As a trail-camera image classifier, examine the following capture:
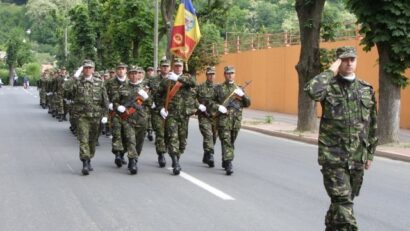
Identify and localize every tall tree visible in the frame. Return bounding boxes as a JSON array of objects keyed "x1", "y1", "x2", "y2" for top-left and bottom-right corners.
[
  {"x1": 295, "y1": 0, "x2": 326, "y2": 132},
  {"x1": 346, "y1": 0, "x2": 410, "y2": 144},
  {"x1": 6, "y1": 30, "x2": 32, "y2": 85}
]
